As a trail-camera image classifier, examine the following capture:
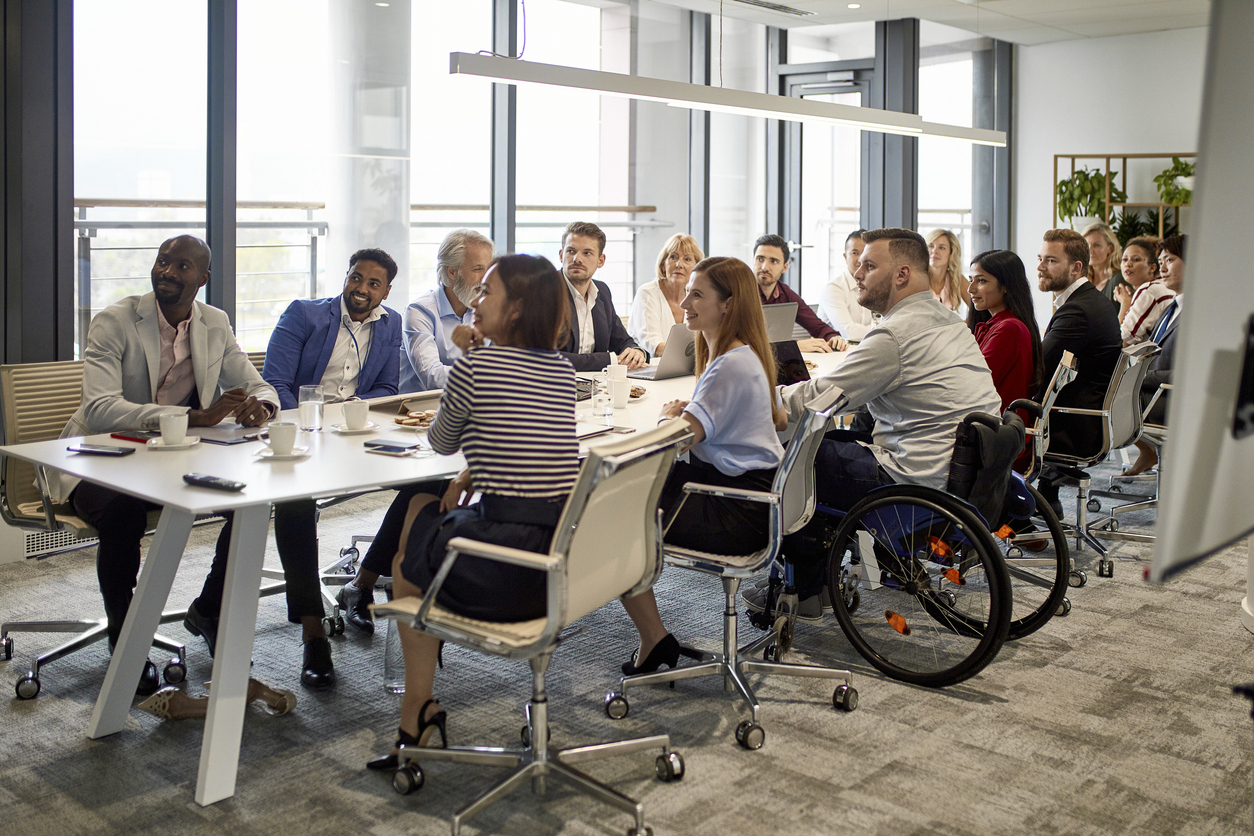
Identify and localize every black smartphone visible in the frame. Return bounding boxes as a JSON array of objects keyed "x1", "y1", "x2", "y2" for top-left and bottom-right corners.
[
  {"x1": 364, "y1": 438, "x2": 422, "y2": 451},
  {"x1": 183, "y1": 473, "x2": 246, "y2": 492},
  {"x1": 365, "y1": 445, "x2": 415, "y2": 457},
  {"x1": 67, "y1": 444, "x2": 136, "y2": 457}
]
